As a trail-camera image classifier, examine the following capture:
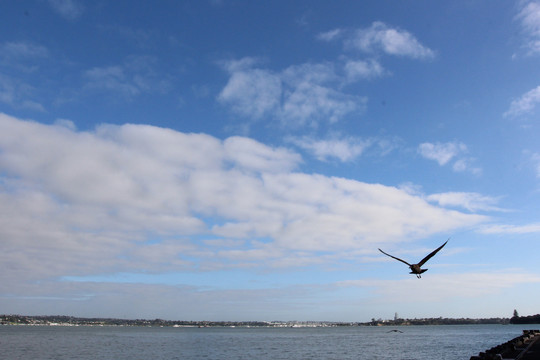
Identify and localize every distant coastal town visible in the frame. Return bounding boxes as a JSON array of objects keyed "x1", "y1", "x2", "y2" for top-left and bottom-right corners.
[{"x1": 3, "y1": 314, "x2": 536, "y2": 327}]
